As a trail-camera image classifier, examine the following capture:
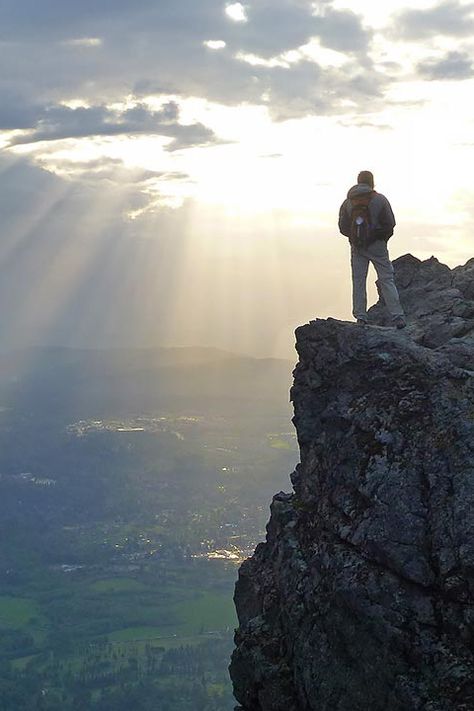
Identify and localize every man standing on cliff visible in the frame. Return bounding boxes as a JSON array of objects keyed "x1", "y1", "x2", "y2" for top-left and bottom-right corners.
[{"x1": 338, "y1": 170, "x2": 406, "y2": 329}]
